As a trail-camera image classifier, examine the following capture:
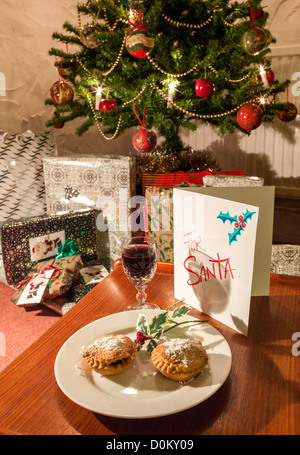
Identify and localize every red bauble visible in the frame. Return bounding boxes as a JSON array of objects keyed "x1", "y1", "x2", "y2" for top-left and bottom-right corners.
[
  {"x1": 237, "y1": 103, "x2": 264, "y2": 131},
  {"x1": 98, "y1": 99, "x2": 117, "y2": 111},
  {"x1": 126, "y1": 28, "x2": 155, "y2": 59},
  {"x1": 277, "y1": 102, "x2": 298, "y2": 122},
  {"x1": 195, "y1": 79, "x2": 215, "y2": 98},
  {"x1": 132, "y1": 127, "x2": 157, "y2": 152},
  {"x1": 249, "y1": 9, "x2": 265, "y2": 20},
  {"x1": 52, "y1": 116, "x2": 64, "y2": 129},
  {"x1": 50, "y1": 80, "x2": 74, "y2": 105}
]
